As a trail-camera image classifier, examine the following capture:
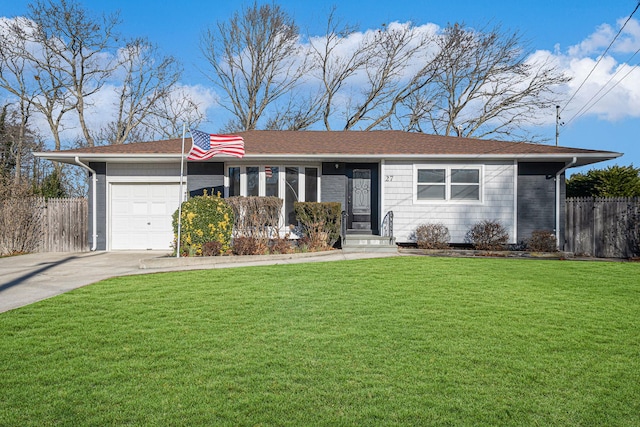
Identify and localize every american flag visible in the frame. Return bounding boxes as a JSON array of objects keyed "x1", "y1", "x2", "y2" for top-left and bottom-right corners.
[
  {"x1": 265, "y1": 166, "x2": 273, "y2": 178},
  {"x1": 187, "y1": 129, "x2": 245, "y2": 160}
]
